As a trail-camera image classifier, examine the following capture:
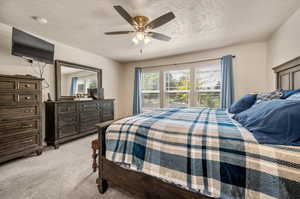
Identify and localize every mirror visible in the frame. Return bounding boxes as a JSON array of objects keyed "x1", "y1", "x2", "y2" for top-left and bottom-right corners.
[
  {"x1": 60, "y1": 66, "x2": 97, "y2": 96},
  {"x1": 55, "y1": 60, "x2": 102, "y2": 100}
]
